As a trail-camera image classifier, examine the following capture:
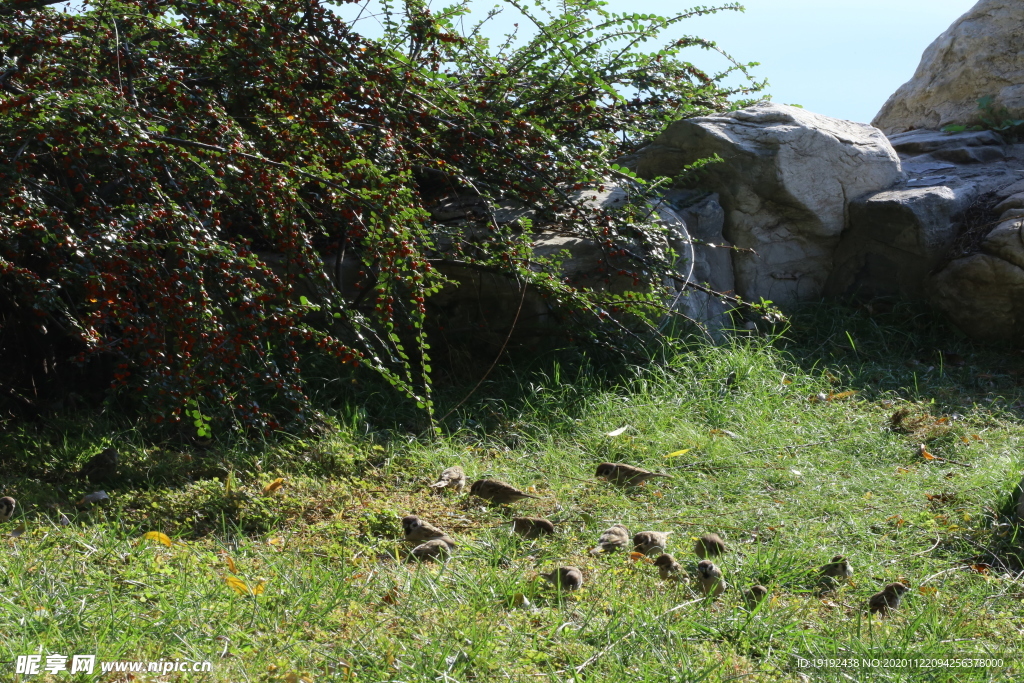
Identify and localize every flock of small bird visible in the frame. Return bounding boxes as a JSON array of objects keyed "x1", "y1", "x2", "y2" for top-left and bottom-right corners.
[
  {"x1": 0, "y1": 452, "x2": 910, "y2": 615},
  {"x1": 409, "y1": 462, "x2": 911, "y2": 615}
]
